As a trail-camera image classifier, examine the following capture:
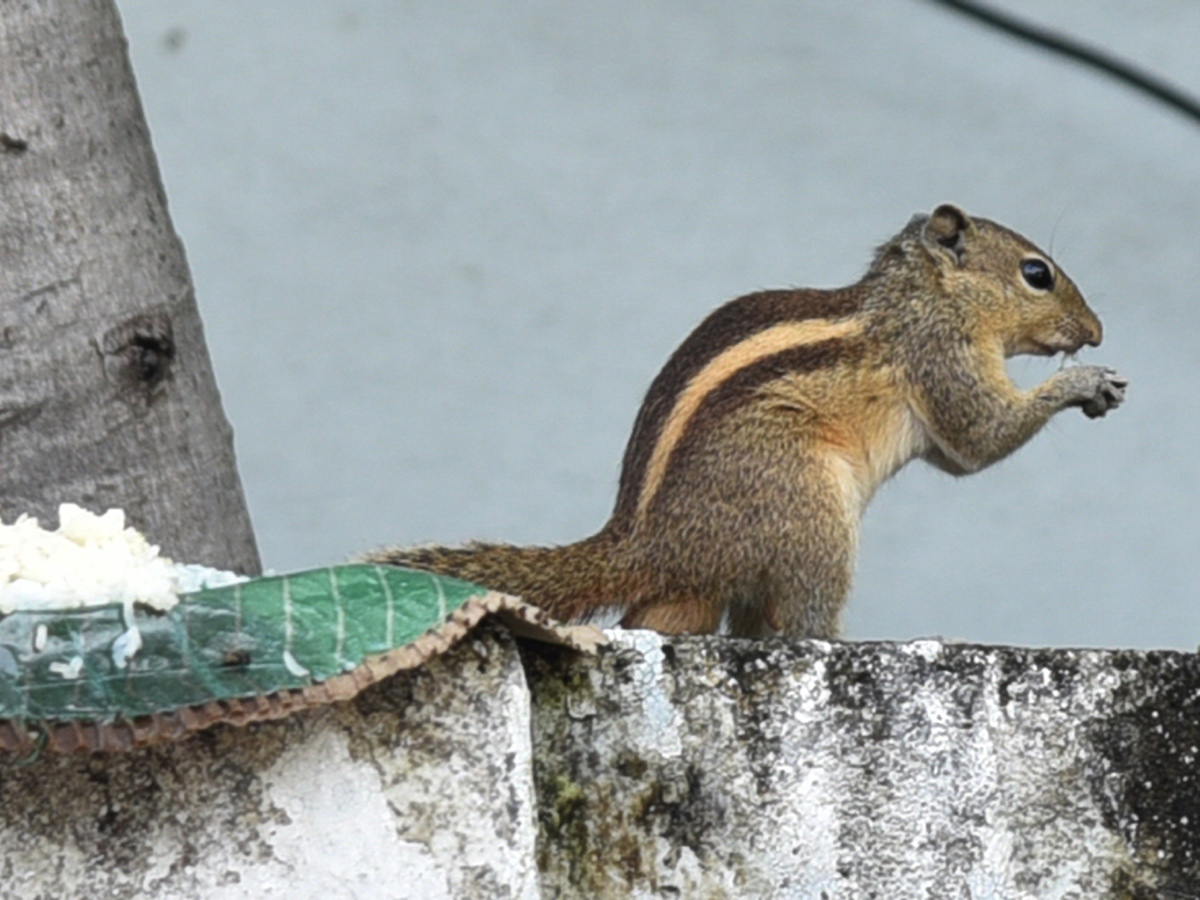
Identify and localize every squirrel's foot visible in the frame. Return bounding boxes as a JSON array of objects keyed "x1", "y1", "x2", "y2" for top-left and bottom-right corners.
[
  {"x1": 1082, "y1": 367, "x2": 1128, "y2": 418},
  {"x1": 1058, "y1": 365, "x2": 1128, "y2": 419}
]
